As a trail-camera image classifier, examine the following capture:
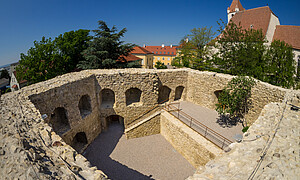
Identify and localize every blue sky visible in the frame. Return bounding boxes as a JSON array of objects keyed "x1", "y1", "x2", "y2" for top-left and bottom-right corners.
[{"x1": 0, "y1": 0, "x2": 299, "y2": 66}]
